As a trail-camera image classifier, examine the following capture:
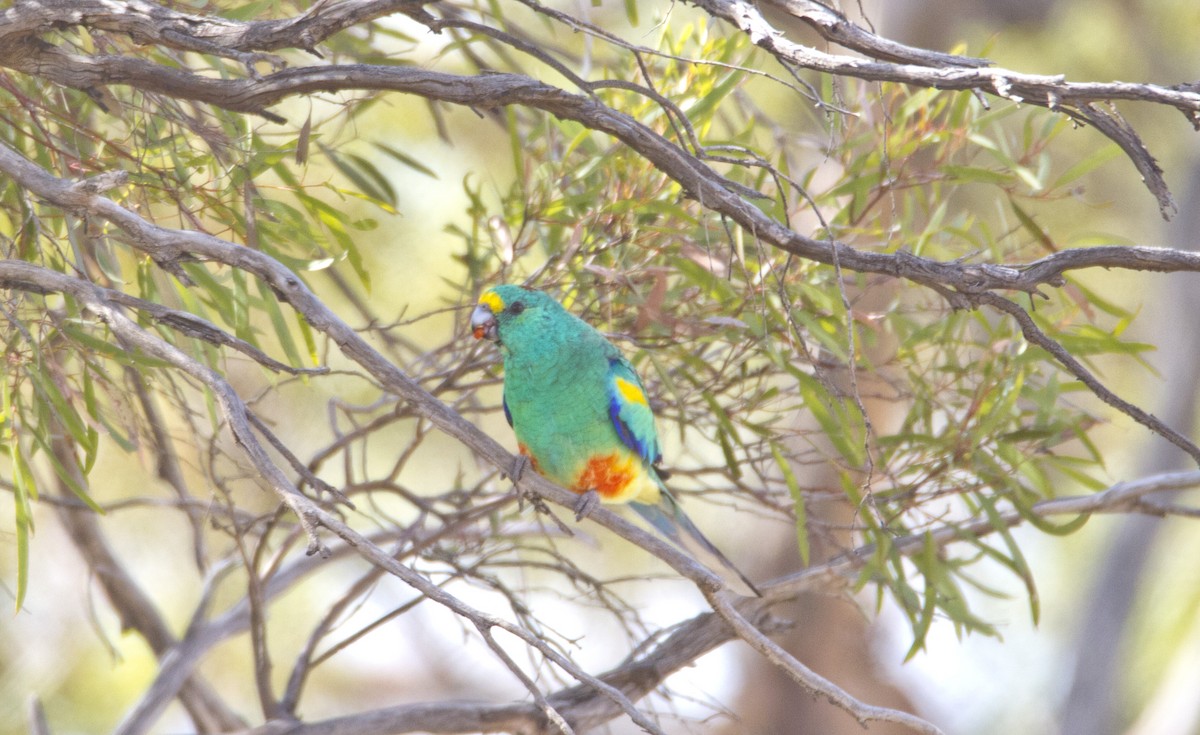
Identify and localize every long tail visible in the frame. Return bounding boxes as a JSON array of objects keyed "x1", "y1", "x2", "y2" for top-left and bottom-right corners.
[{"x1": 630, "y1": 489, "x2": 761, "y2": 597}]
